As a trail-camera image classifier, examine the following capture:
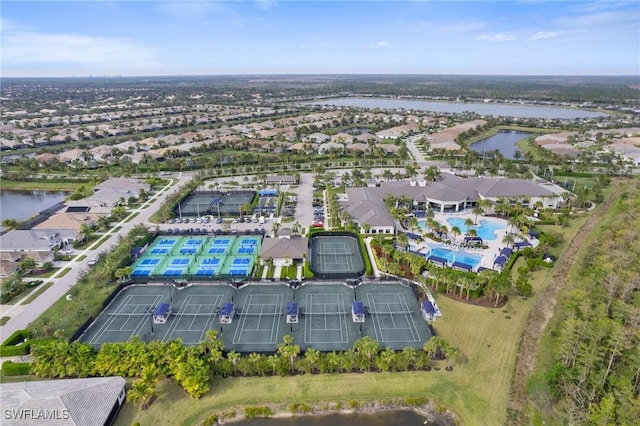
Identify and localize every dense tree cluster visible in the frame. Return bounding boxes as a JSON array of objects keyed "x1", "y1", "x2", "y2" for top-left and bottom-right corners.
[{"x1": 533, "y1": 184, "x2": 640, "y2": 424}]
